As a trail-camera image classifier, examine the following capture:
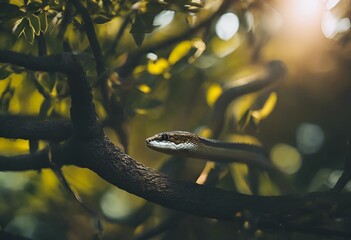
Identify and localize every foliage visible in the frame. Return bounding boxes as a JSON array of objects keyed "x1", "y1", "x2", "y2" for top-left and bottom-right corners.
[{"x1": 0, "y1": 0, "x2": 351, "y2": 239}]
